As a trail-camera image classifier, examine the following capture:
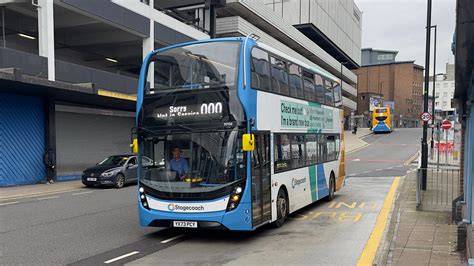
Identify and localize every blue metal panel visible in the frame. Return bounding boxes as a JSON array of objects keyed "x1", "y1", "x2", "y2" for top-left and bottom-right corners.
[
  {"x1": 317, "y1": 164, "x2": 329, "y2": 199},
  {"x1": 467, "y1": 104, "x2": 474, "y2": 223},
  {"x1": 373, "y1": 121, "x2": 390, "y2": 133},
  {"x1": 0, "y1": 94, "x2": 45, "y2": 186}
]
